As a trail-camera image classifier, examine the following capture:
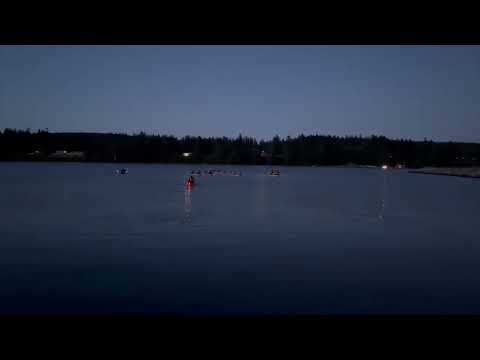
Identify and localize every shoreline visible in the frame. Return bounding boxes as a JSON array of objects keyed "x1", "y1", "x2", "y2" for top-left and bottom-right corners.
[
  {"x1": 409, "y1": 167, "x2": 480, "y2": 179},
  {"x1": 6, "y1": 161, "x2": 480, "y2": 179},
  {"x1": 0, "y1": 160, "x2": 385, "y2": 169}
]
